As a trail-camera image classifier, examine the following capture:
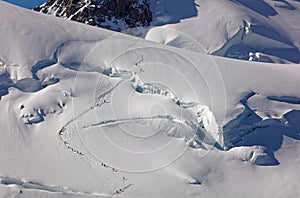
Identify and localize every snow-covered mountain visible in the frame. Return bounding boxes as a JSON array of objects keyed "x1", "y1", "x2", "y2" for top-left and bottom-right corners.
[
  {"x1": 35, "y1": 0, "x2": 300, "y2": 64},
  {"x1": 1, "y1": 1, "x2": 300, "y2": 198}
]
